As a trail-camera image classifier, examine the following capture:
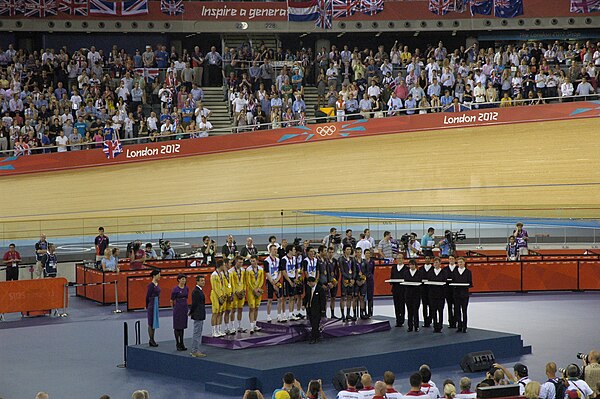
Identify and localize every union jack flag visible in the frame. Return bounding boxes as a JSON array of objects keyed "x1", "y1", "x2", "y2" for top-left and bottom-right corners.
[
  {"x1": 316, "y1": 0, "x2": 332, "y2": 29},
  {"x1": 359, "y1": 0, "x2": 383, "y2": 16},
  {"x1": 331, "y1": 0, "x2": 357, "y2": 18},
  {"x1": 160, "y1": 0, "x2": 183, "y2": 15},
  {"x1": 89, "y1": 0, "x2": 148, "y2": 16},
  {"x1": 570, "y1": 0, "x2": 600, "y2": 12},
  {"x1": 134, "y1": 67, "x2": 160, "y2": 82},
  {"x1": 0, "y1": 0, "x2": 24, "y2": 16},
  {"x1": 428, "y1": 0, "x2": 452, "y2": 15},
  {"x1": 58, "y1": 0, "x2": 87, "y2": 15},
  {"x1": 23, "y1": 0, "x2": 57, "y2": 17},
  {"x1": 103, "y1": 139, "x2": 123, "y2": 159}
]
